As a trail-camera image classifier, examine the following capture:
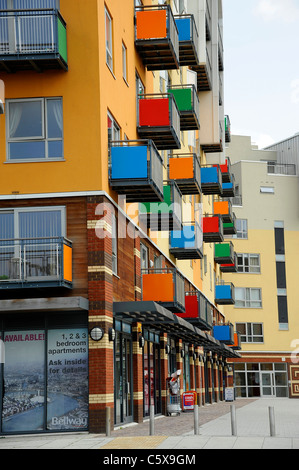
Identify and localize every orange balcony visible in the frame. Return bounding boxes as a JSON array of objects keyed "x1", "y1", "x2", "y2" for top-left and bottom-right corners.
[
  {"x1": 168, "y1": 153, "x2": 201, "y2": 195},
  {"x1": 142, "y1": 267, "x2": 185, "y2": 313},
  {"x1": 135, "y1": 4, "x2": 179, "y2": 71},
  {"x1": 213, "y1": 200, "x2": 234, "y2": 224}
]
